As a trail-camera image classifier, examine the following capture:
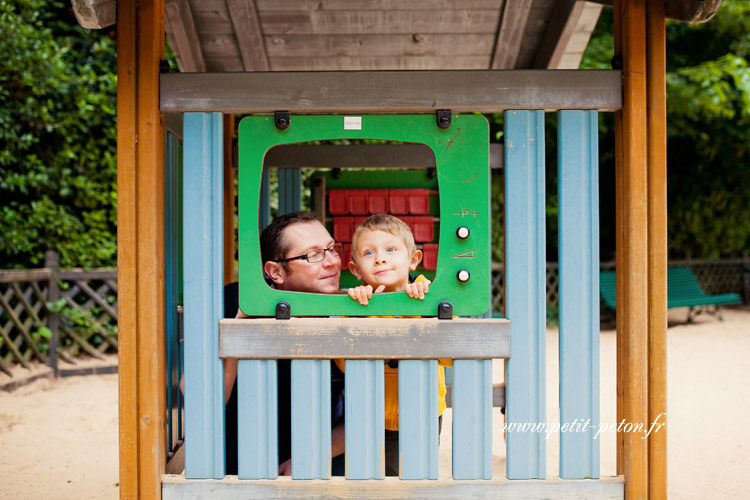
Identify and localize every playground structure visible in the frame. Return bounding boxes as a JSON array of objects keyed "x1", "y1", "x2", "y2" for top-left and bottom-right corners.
[{"x1": 105, "y1": 0, "x2": 724, "y2": 499}]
